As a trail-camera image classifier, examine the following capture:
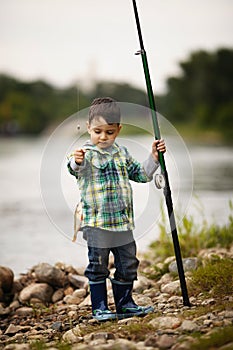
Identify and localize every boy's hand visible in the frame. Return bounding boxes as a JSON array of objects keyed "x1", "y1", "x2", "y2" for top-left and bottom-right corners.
[
  {"x1": 74, "y1": 148, "x2": 86, "y2": 165},
  {"x1": 151, "y1": 139, "x2": 166, "y2": 162}
]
